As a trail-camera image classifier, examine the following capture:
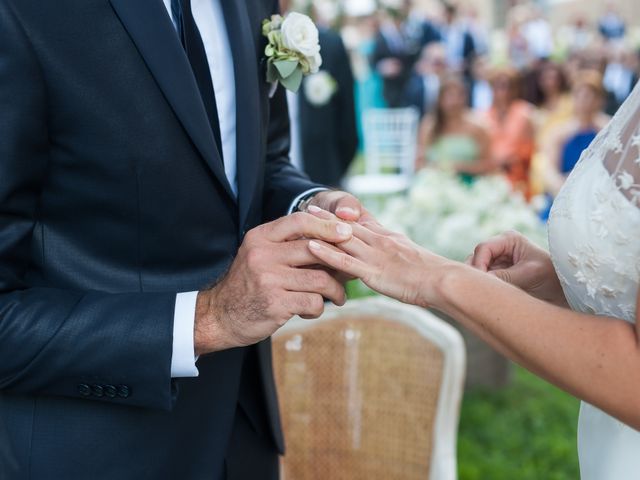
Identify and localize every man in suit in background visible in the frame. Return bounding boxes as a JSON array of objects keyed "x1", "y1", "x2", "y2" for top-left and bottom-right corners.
[
  {"x1": 371, "y1": 0, "x2": 441, "y2": 108},
  {"x1": 0, "y1": 0, "x2": 365, "y2": 479},
  {"x1": 287, "y1": 27, "x2": 359, "y2": 188}
]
